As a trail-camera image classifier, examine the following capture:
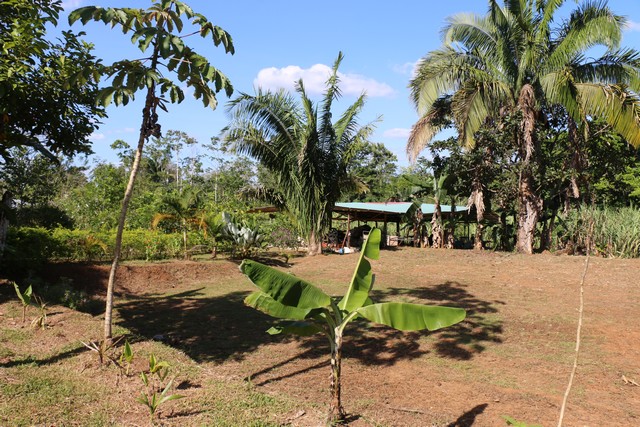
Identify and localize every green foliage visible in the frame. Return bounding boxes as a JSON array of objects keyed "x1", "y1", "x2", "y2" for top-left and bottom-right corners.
[
  {"x1": 137, "y1": 354, "x2": 184, "y2": 420},
  {"x1": 223, "y1": 52, "x2": 376, "y2": 255},
  {"x1": 68, "y1": 0, "x2": 234, "y2": 112},
  {"x1": 503, "y1": 415, "x2": 542, "y2": 427},
  {"x1": 30, "y1": 294, "x2": 48, "y2": 330},
  {"x1": 220, "y1": 212, "x2": 264, "y2": 258},
  {"x1": 119, "y1": 340, "x2": 134, "y2": 376},
  {"x1": 0, "y1": 0, "x2": 105, "y2": 162},
  {"x1": 556, "y1": 205, "x2": 640, "y2": 258},
  {"x1": 241, "y1": 228, "x2": 466, "y2": 422},
  {"x1": 3, "y1": 227, "x2": 210, "y2": 266},
  {"x1": 13, "y1": 281, "x2": 32, "y2": 322}
]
